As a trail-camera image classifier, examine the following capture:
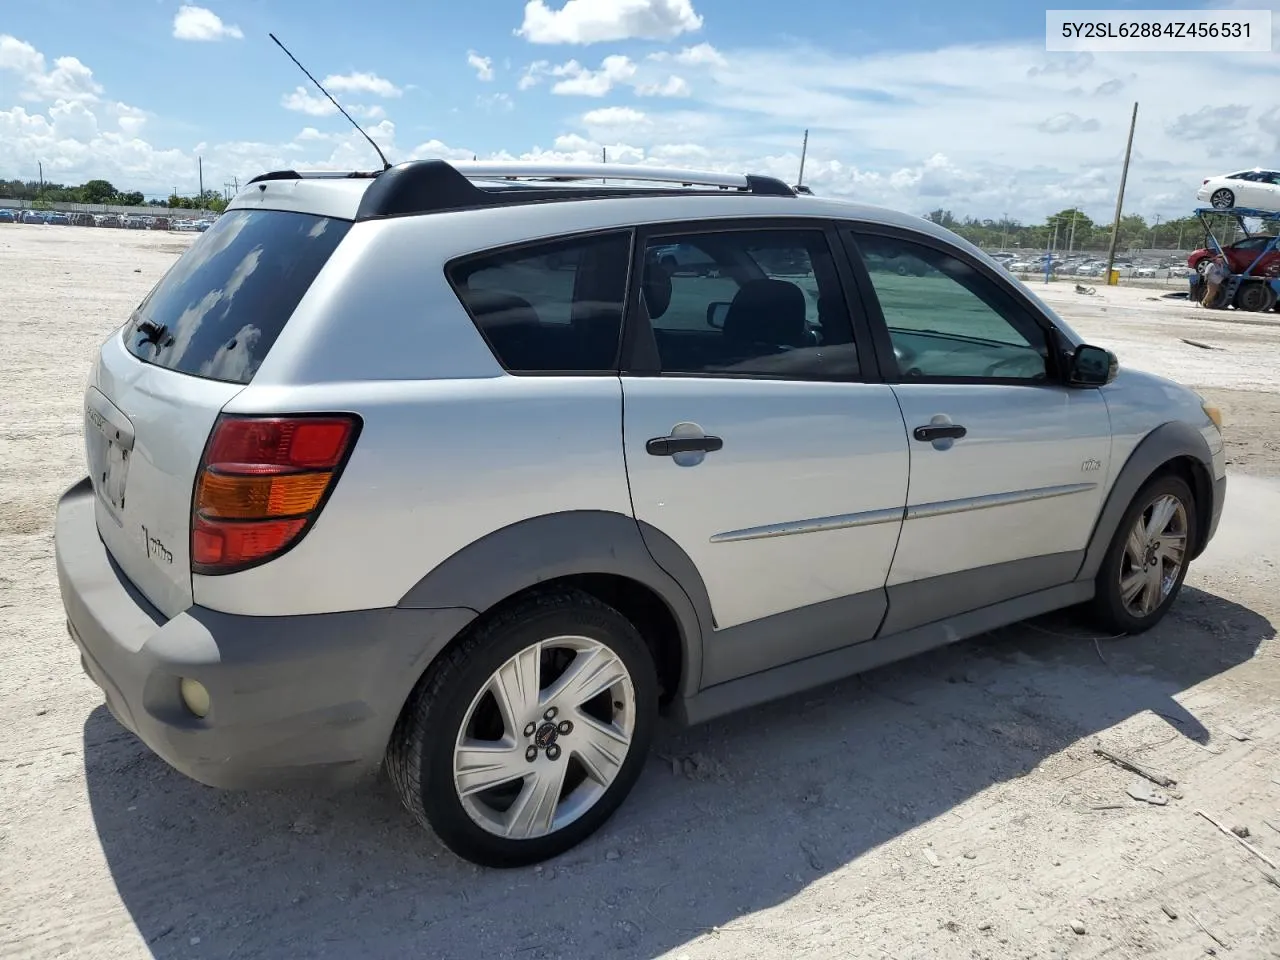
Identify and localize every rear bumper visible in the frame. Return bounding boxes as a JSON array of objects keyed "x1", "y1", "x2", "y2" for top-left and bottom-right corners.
[{"x1": 55, "y1": 478, "x2": 475, "y2": 790}]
